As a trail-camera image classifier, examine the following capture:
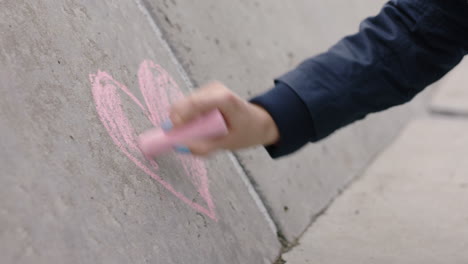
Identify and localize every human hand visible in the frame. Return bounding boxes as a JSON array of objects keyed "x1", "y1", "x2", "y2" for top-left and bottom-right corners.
[{"x1": 169, "y1": 82, "x2": 279, "y2": 155}]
